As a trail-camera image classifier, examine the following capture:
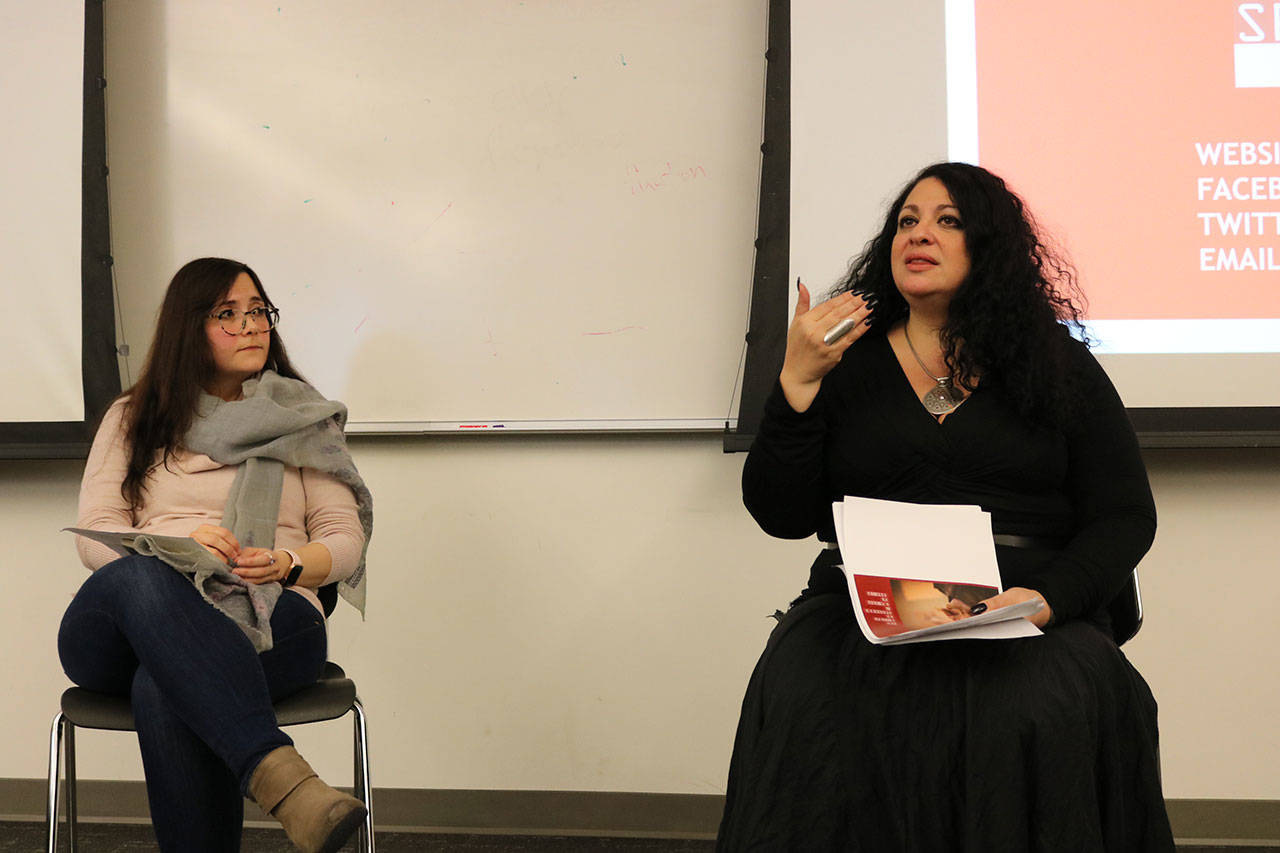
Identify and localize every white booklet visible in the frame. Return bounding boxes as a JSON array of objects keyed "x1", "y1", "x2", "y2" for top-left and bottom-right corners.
[{"x1": 832, "y1": 496, "x2": 1042, "y2": 645}]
